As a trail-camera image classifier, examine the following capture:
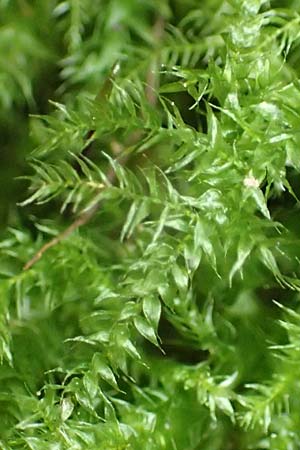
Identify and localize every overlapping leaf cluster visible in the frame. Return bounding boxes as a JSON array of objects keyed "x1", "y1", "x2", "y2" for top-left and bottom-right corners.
[{"x1": 1, "y1": 0, "x2": 300, "y2": 449}]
